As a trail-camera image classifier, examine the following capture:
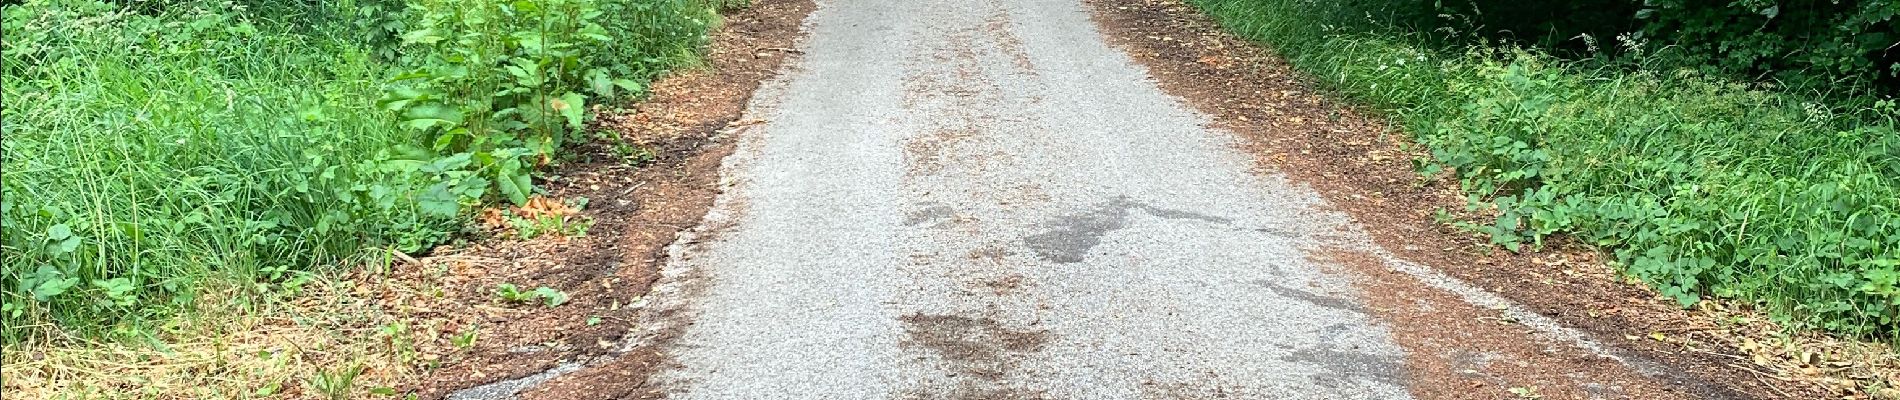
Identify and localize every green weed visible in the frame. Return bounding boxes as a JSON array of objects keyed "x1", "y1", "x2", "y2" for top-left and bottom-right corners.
[
  {"x1": 506, "y1": 197, "x2": 595, "y2": 239},
  {"x1": 306, "y1": 363, "x2": 365, "y2": 400},
  {"x1": 494, "y1": 283, "x2": 568, "y2": 307},
  {"x1": 451, "y1": 325, "x2": 479, "y2": 349},
  {"x1": 508, "y1": 213, "x2": 596, "y2": 240}
]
